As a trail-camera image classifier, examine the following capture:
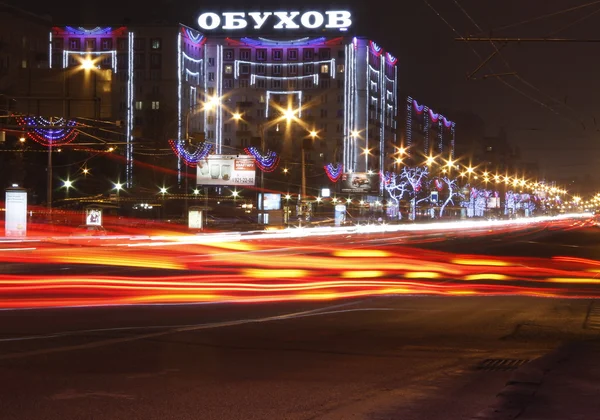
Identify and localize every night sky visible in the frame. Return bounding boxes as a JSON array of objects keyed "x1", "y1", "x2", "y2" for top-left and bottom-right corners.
[{"x1": 17, "y1": 0, "x2": 600, "y2": 182}]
